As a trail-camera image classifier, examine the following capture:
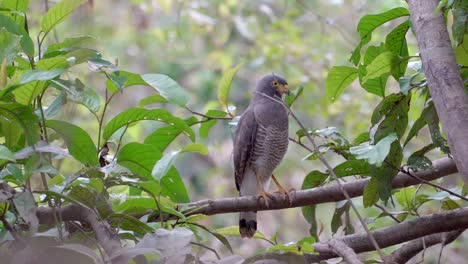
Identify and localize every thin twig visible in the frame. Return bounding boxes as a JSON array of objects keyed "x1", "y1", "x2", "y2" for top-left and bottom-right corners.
[
  {"x1": 184, "y1": 107, "x2": 233, "y2": 120},
  {"x1": 374, "y1": 204, "x2": 402, "y2": 223},
  {"x1": 399, "y1": 166, "x2": 468, "y2": 202},
  {"x1": 253, "y1": 91, "x2": 386, "y2": 261},
  {"x1": 97, "y1": 91, "x2": 117, "y2": 153},
  {"x1": 288, "y1": 137, "x2": 313, "y2": 152}
]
